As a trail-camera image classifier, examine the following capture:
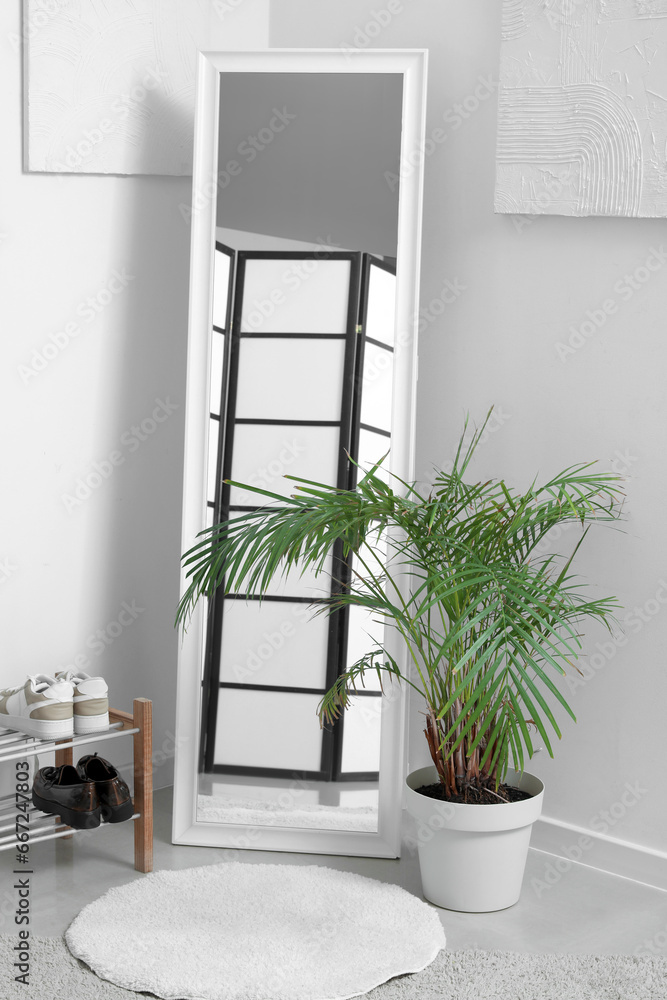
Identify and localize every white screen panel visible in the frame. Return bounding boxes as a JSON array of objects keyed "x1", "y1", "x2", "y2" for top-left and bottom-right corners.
[
  {"x1": 212, "y1": 250, "x2": 232, "y2": 329},
  {"x1": 345, "y1": 606, "x2": 384, "y2": 692},
  {"x1": 366, "y1": 265, "x2": 396, "y2": 347},
  {"x1": 240, "y1": 258, "x2": 351, "y2": 334},
  {"x1": 340, "y1": 695, "x2": 382, "y2": 774},
  {"x1": 229, "y1": 424, "x2": 340, "y2": 506},
  {"x1": 225, "y1": 550, "x2": 331, "y2": 600},
  {"x1": 201, "y1": 508, "x2": 216, "y2": 677},
  {"x1": 213, "y1": 689, "x2": 323, "y2": 770},
  {"x1": 357, "y1": 428, "x2": 391, "y2": 483},
  {"x1": 227, "y1": 552, "x2": 333, "y2": 607},
  {"x1": 262, "y1": 553, "x2": 333, "y2": 599},
  {"x1": 360, "y1": 342, "x2": 393, "y2": 433},
  {"x1": 209, "y1": 332, "x2": 225, "y2": 417},
  {"x1": 207, "y1": 419, "x2": 219, "y2": 503},
  {"x1": 235, "y1": 339, "x2": 345, "y2": 422},
  {"x1": 219, "y1": 599, "x2": 329, "y2": 688}
]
